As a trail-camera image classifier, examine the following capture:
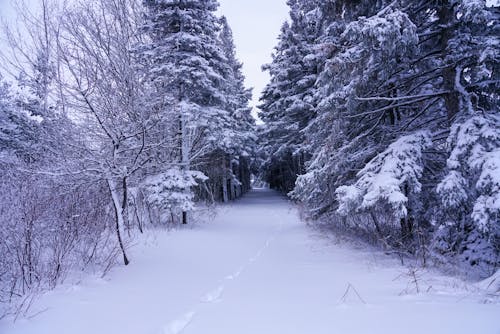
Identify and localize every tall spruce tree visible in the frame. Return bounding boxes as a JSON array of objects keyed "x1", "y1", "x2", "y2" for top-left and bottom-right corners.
[
  {"x1": 259, "y1": 0, "x2": 323, "y2": 192},
  {"x1": 139, "y1": 0, "x2": 233, "y2": 222},
  {"x1": 217, "y1": 16, "x2": 255, "y2": 199},
  {"x1": 433, "y1": 1, "x2": 500, "y2": 269}
]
